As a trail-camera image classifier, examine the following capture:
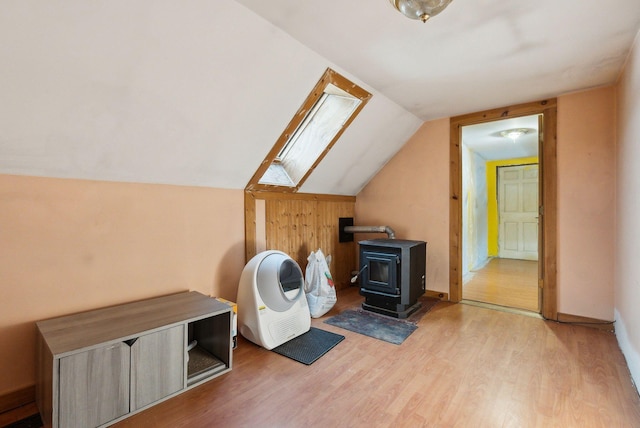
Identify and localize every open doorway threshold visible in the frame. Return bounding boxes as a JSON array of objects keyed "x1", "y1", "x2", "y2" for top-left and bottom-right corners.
[{"x1": 460, "y1": 299, "x2": 543, "y2": 319}]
